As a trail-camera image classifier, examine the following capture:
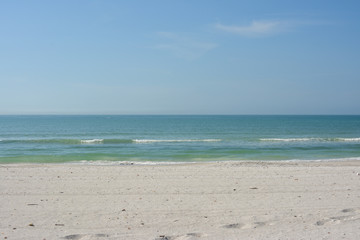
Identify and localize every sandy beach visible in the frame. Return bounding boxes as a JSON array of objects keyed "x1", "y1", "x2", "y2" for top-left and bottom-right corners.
[{"x1": 1, "y1": 161, "x2": 359, "y2": 240}]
